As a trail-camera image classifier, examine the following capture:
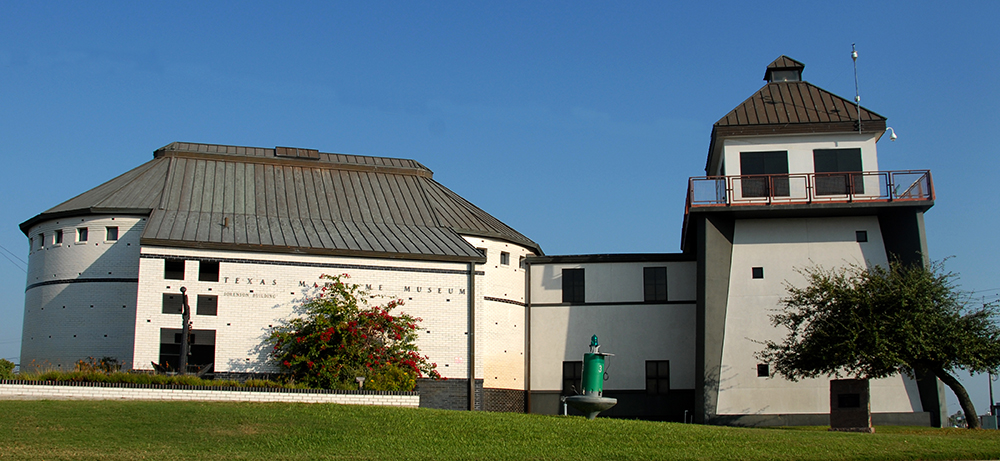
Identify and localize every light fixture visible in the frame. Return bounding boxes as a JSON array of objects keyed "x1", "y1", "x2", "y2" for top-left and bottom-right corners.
[{"x1": 884, "y1": 127, "x2": 897, "y2": 141}]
